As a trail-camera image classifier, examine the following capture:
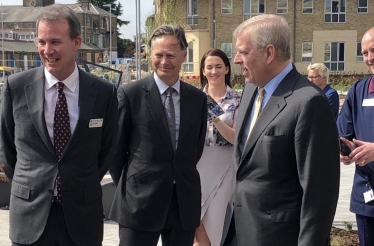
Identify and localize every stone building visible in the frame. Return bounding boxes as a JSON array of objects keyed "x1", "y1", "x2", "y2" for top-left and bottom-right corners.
[
  {"x1": 153, "y1": 0, "x2": 374, "y2": 76},
  {"x1": 0, "y1": 0, "x2": 117, "y2": 73}
]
